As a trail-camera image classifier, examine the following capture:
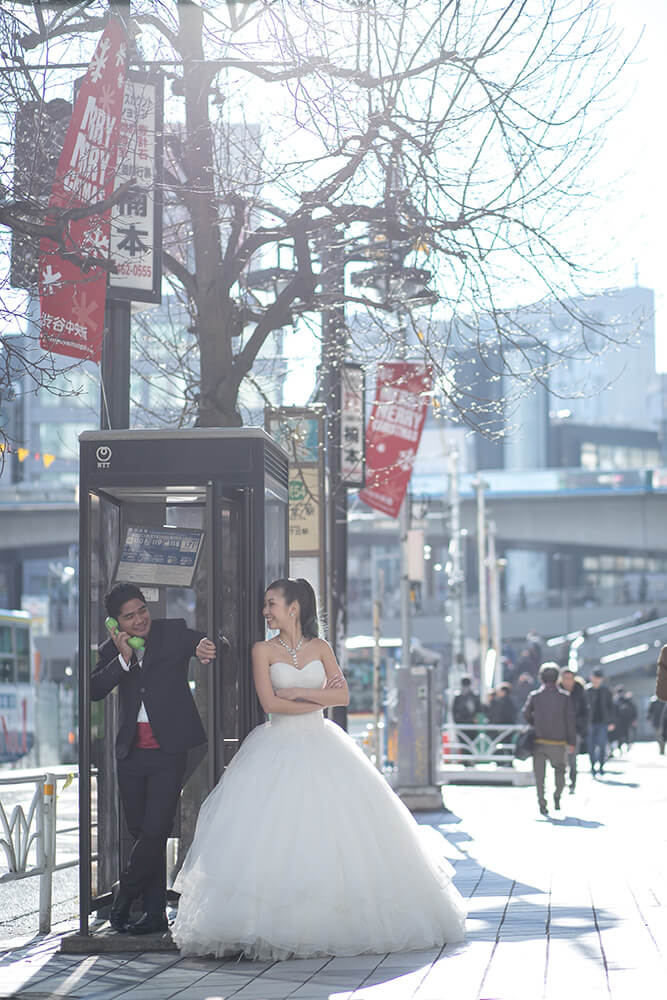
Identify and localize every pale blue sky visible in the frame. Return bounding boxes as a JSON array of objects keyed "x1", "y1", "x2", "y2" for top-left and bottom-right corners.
[
  {"x1": 599, "y1": 0, "x2": 665, "y2": 367},
  {"x1": 281, "y1": 1, "x2": 667, "y2": 405}
]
